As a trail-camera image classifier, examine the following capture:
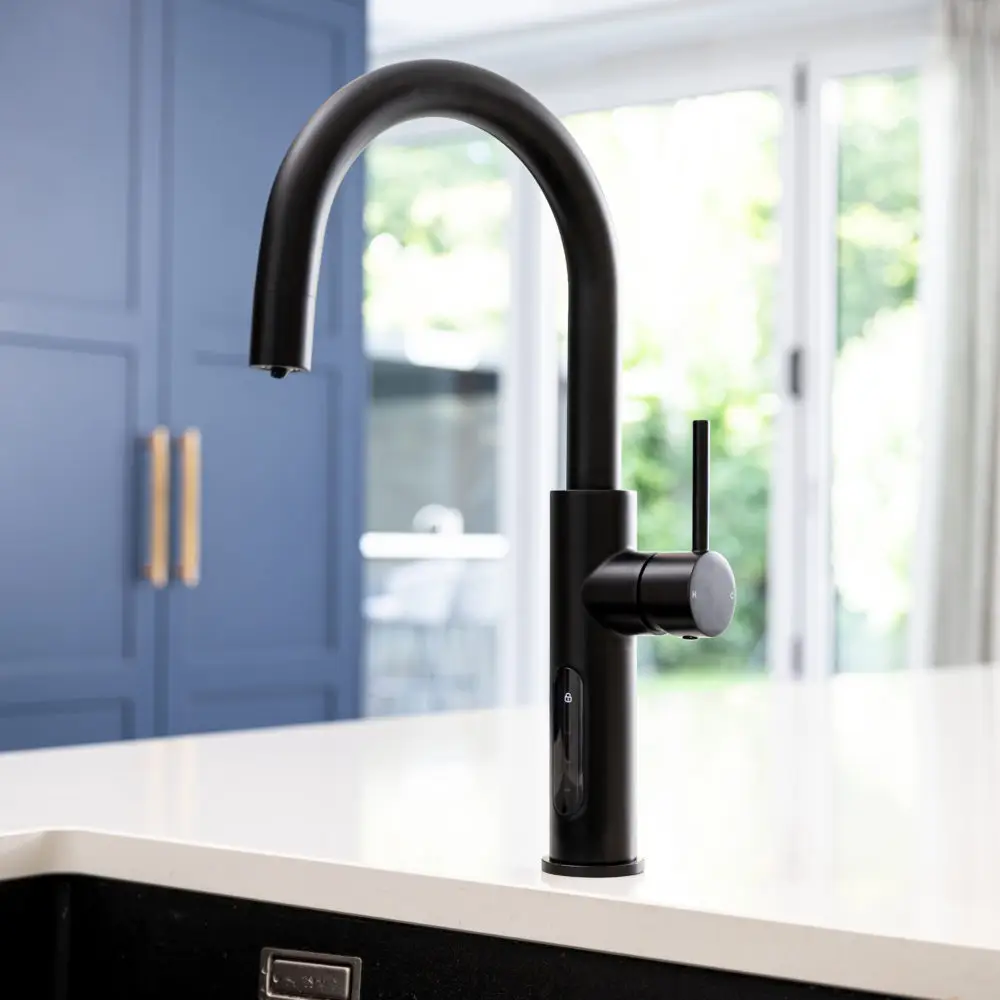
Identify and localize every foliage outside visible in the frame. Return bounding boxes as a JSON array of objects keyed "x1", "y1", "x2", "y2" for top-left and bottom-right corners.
[
  {"x1": 364, "y1": 74, "x2": 920, "y2": 678},
  {"x1": 832, "y1": 75, "x2": 921, "y2": 670}
]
